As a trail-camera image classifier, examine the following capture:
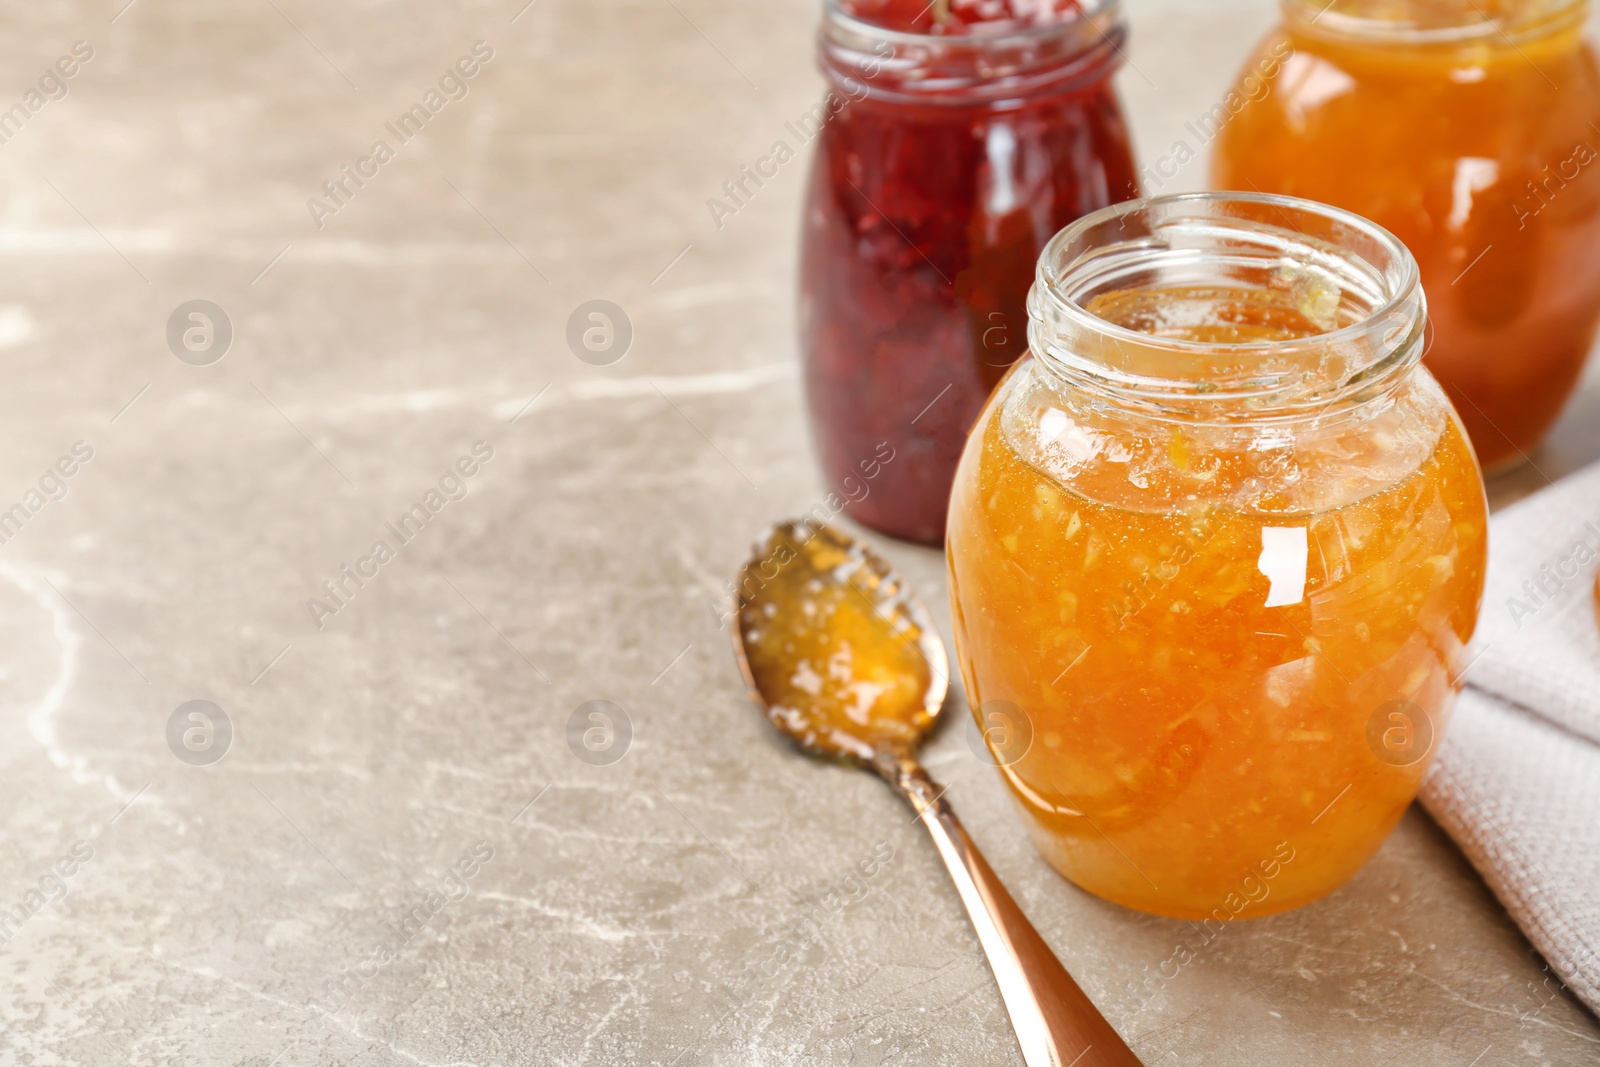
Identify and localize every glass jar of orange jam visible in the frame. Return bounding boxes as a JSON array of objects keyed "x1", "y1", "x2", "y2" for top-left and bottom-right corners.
[
  {"x1": 946, "y1": 194, "x2": 1489, "y2": 919},
  {"x1": 1212, "y1": 0, "x2": 1600, "y2": 474}
]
